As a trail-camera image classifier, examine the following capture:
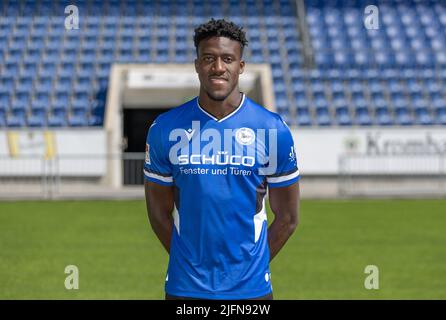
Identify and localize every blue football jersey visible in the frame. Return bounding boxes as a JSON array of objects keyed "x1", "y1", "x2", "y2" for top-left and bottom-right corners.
[{"x1": 144, "y1": 94, "x2": 300, "y2": 299}]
